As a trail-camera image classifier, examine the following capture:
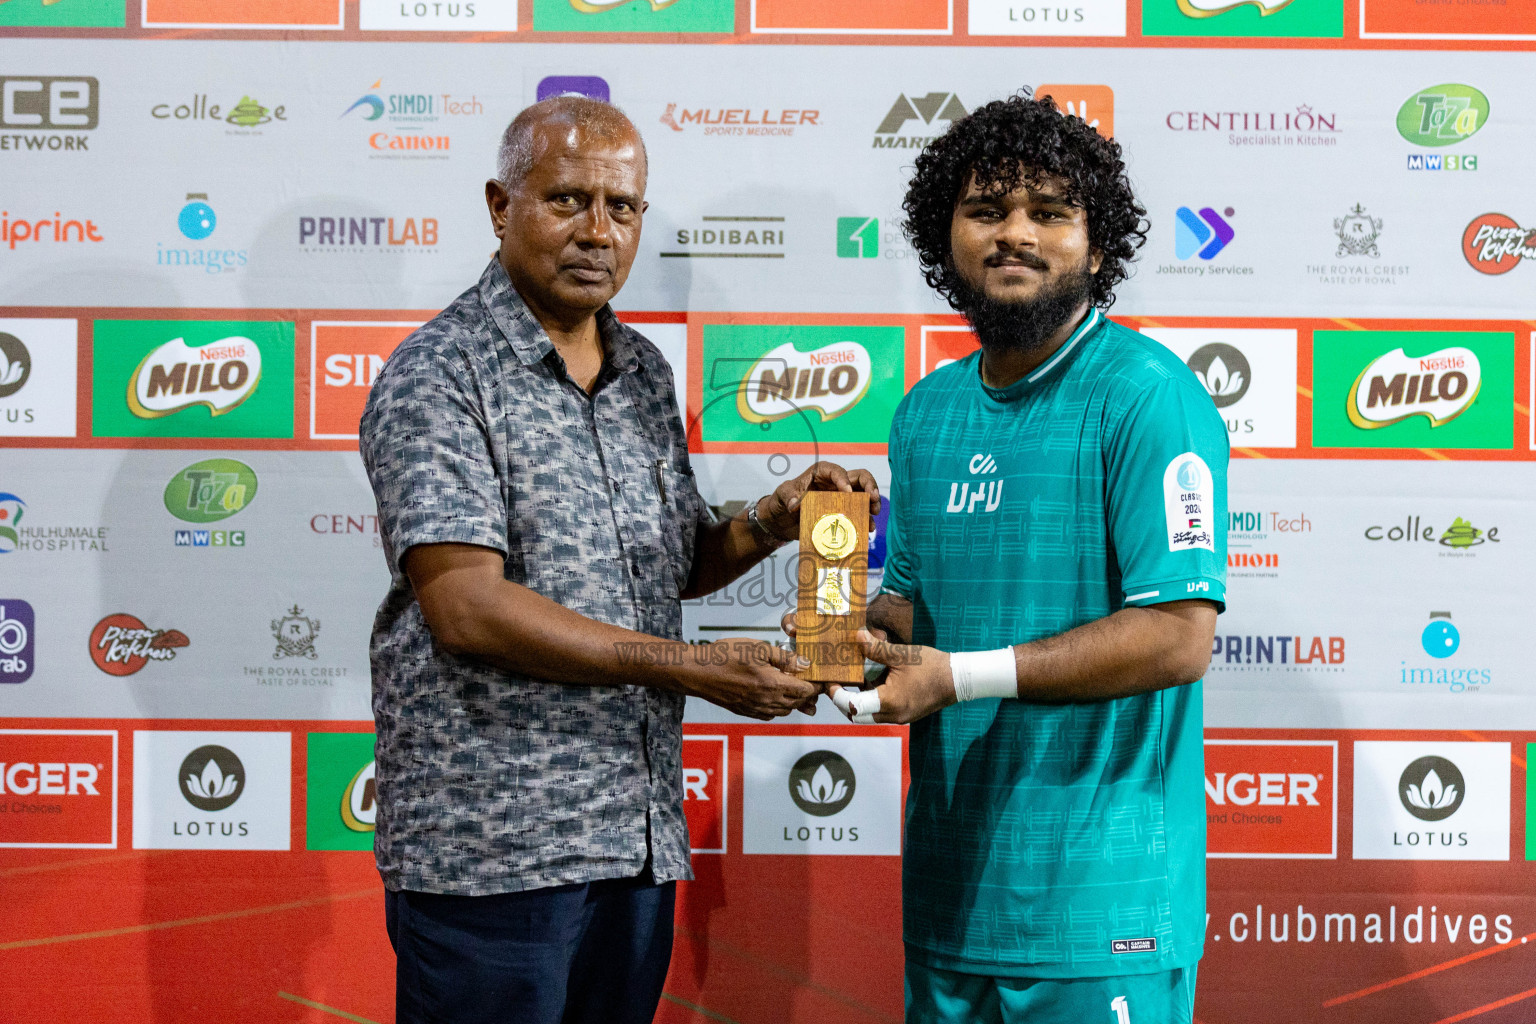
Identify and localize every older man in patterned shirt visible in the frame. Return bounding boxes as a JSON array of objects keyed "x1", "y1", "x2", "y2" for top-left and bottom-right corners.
[{"x1": 359, "y1": 97, "x2": 876, "y2": 1024}]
